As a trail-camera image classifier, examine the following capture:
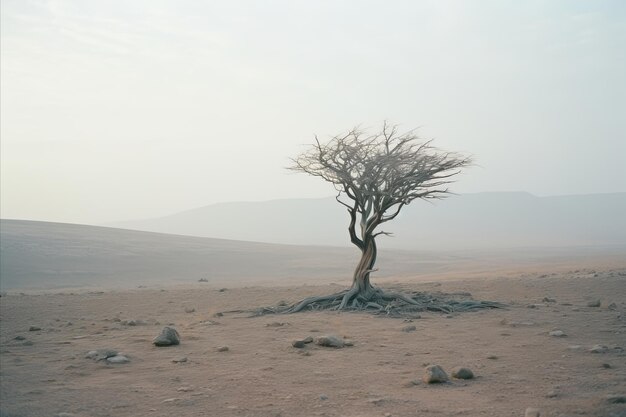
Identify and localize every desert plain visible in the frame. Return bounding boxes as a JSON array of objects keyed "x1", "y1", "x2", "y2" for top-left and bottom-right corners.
[{"x1": 1, "y1": 261, "x2": 625, "y2": 417}]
